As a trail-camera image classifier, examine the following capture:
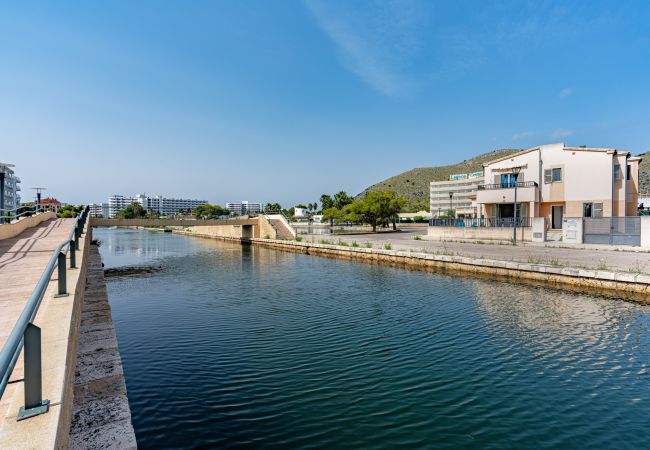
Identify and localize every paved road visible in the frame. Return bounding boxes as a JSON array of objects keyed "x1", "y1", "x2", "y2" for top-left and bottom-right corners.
[
  {"x1": 301, "y1": 225, "x2": 650, "y2": 274},
  {"x1": 0, "y1": 218, "x2": 74, "y2": 411}
]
